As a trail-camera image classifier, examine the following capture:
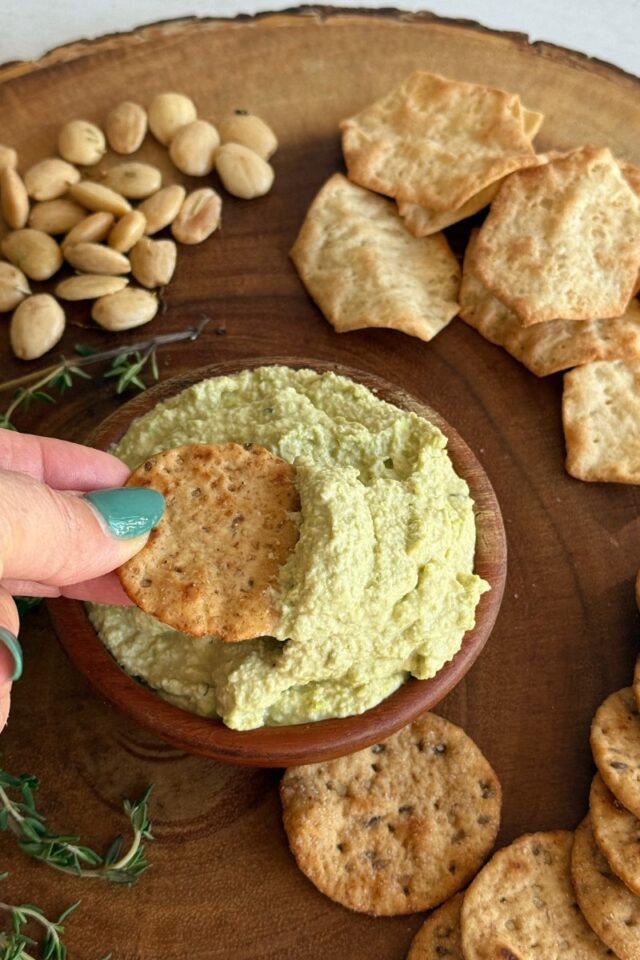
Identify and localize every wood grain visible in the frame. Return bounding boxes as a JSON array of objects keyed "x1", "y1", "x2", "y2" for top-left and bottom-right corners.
[{"x1": 0, "y1": 9, "x2": 639, "y2": 959}]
